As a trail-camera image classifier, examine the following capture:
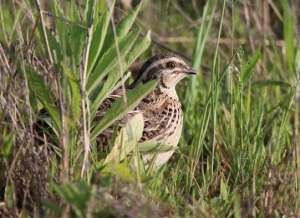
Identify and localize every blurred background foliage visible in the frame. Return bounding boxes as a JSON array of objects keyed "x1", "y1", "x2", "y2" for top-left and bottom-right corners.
[{"x1": 0, "y1": 0, "x2": 300, "y2": 217}]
